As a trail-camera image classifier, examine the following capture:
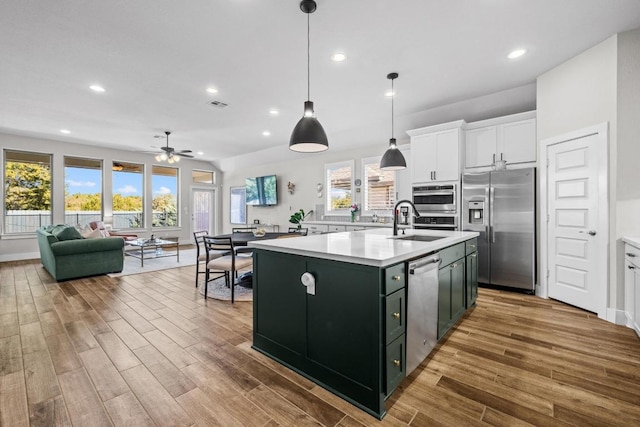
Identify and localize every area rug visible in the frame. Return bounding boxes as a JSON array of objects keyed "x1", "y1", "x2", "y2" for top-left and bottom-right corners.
[
  {"x1": 199, "y1": 275, "x2": 253, "y2": 302},
  {"x1": 108, "y1": 248, "x2": 197, "y2": 277}
]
